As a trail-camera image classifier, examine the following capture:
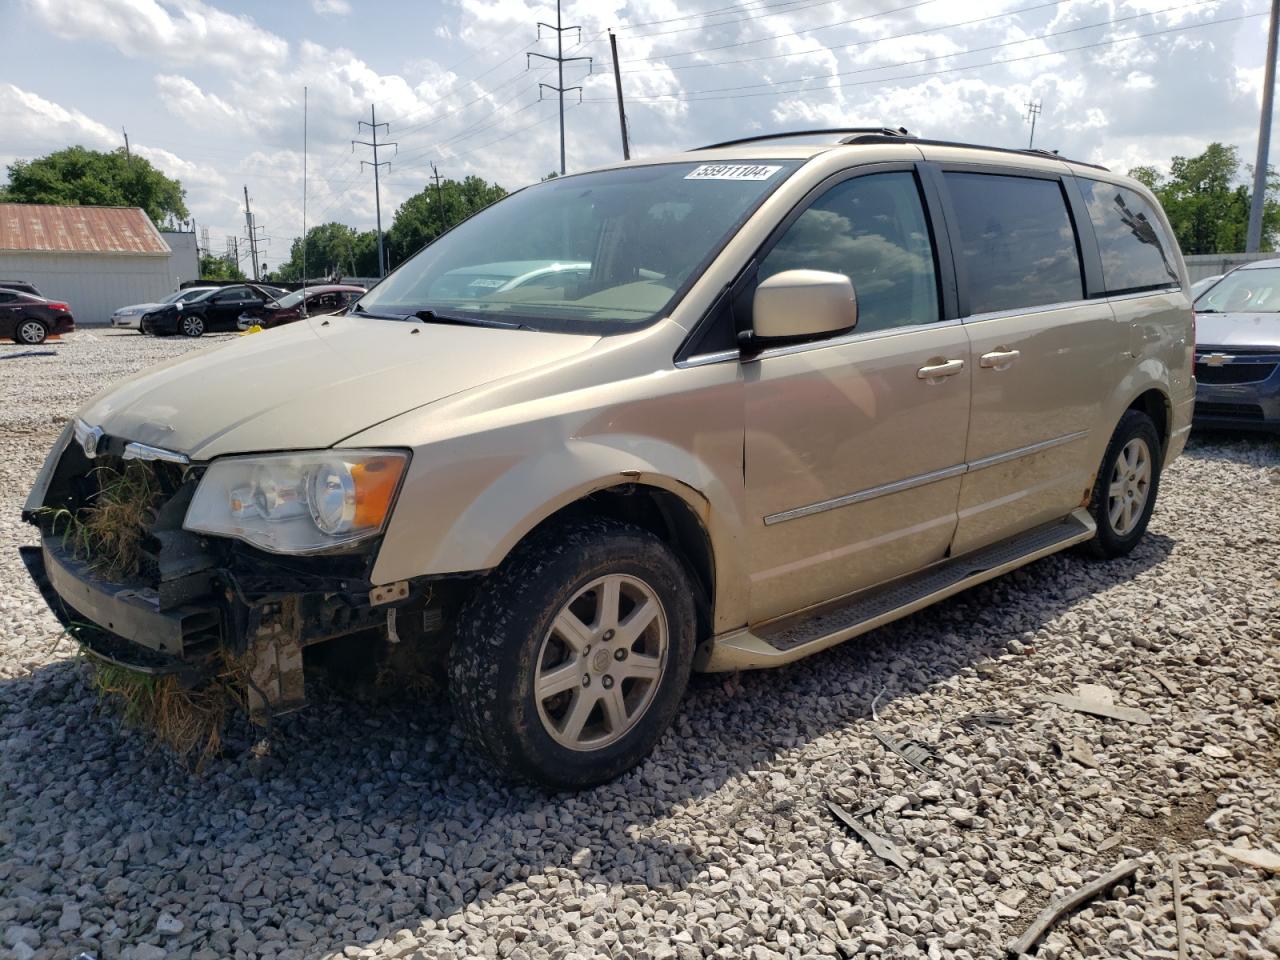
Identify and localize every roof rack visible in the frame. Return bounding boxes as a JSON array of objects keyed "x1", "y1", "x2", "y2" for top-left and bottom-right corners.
[
  {"x1": 841, "y1": 132, "x2": 1109, "y2": 171},
  {"x1": 693, "y1": 127, "x2": 915, "y2": 150}
]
